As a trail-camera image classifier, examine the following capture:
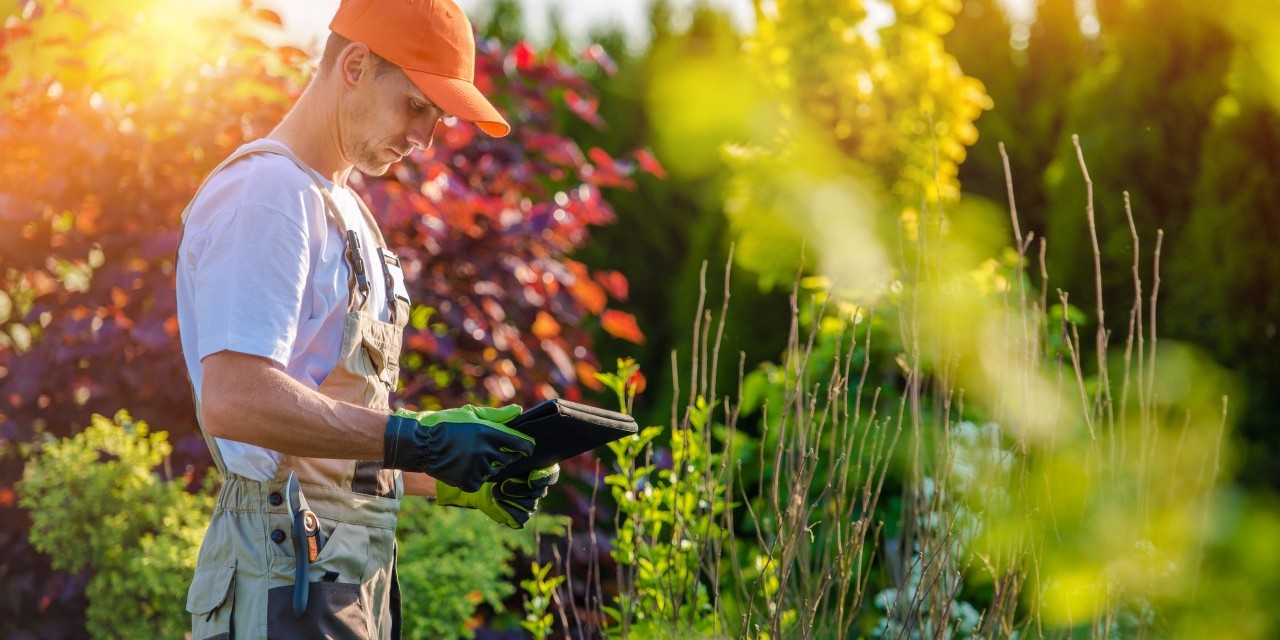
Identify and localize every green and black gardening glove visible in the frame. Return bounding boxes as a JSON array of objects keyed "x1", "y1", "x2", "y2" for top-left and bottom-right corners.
[
  {"x1": 383, "y1": 404, "x2": 534, "y2": 492},
  {"x1": 435, "y1": 464, "x2": 560, "y2": 529}
]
